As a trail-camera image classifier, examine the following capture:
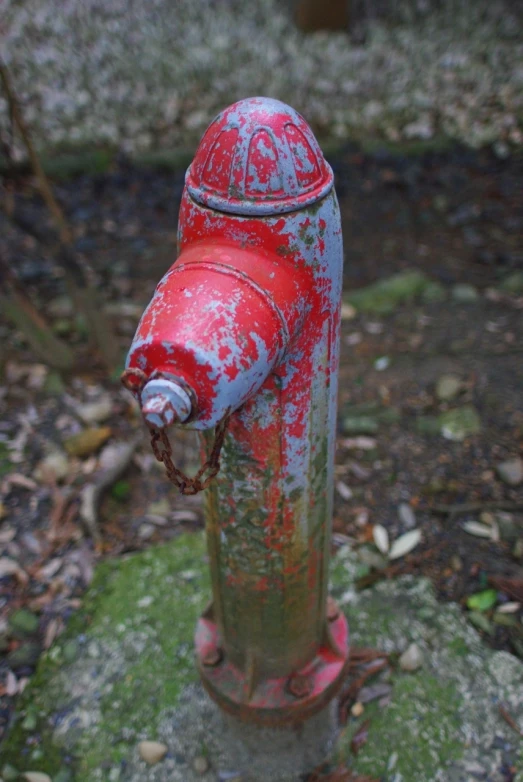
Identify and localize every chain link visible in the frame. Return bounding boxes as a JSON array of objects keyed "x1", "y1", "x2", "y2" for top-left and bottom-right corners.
[{"x1": 122, "y1": 367, "x2": 230, "y2": 495}]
